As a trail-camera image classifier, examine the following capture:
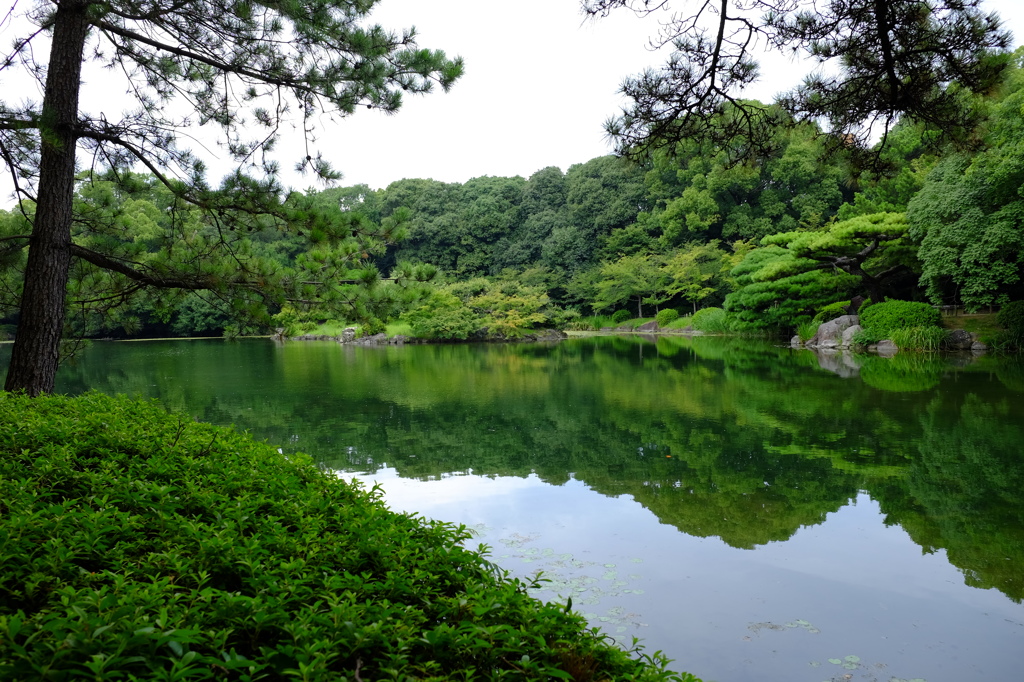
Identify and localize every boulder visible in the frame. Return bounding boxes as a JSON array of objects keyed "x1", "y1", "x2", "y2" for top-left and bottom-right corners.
[
  {"x1": 341, "y1": 327, "x2": 357, "y2": 343},
  {"x1": 806, "y1": 315, "x2": 859, "y2": 349},
  {"x1": 840, "y1": 324, "x2": 862, "y2": 348},
  {"x1": 947, "y1": 329, "x2": 973, "y2": 350},
  {"x1": 635, "y1": 320, "x2": 660, "y2": 333},
  {"x1": 790, "y1": 335, "x2": 802, "y2": 348}
]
